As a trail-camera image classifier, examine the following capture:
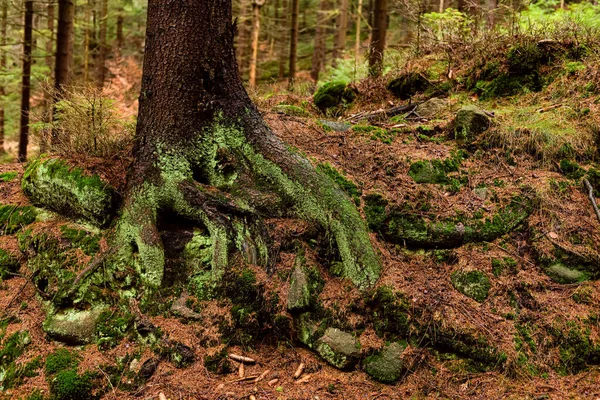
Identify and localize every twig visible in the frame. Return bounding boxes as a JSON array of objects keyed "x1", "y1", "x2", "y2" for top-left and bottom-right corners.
[
  {"x1": 536, "y1": 104, "x2": 563, "y2": 113},
  {"x1": 583, "y1": 178, "x2": 600, "y2": 225}
]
